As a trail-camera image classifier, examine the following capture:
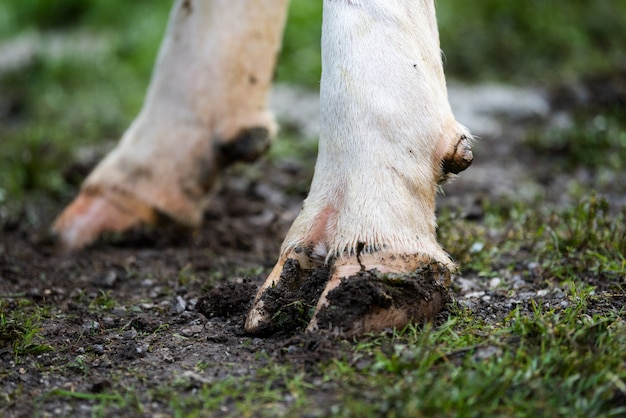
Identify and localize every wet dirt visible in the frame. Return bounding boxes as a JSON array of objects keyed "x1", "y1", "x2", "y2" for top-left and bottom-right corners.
[
  {"x1": 315, "y1": 266, "x2": 452, "y2": 336},
  {"x1": 1, "y1": 74, "x2": 626, "y2": 416},
  {"x1": 249, "y1": 258, "x2": 330, "y2": 336}
]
